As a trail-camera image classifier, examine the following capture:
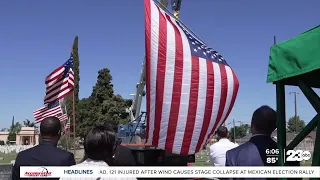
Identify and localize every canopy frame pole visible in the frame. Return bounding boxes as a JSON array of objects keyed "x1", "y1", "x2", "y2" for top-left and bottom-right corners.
[
  {"x1": 276, "y1": 81, "x2": 286, "y2": 168},
  {"x1": 293, "y1": 81, "x2": 320, "y2": 169},
  {"x1": 274, "y1": 36, "x2": 287, "y2": 180}
]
